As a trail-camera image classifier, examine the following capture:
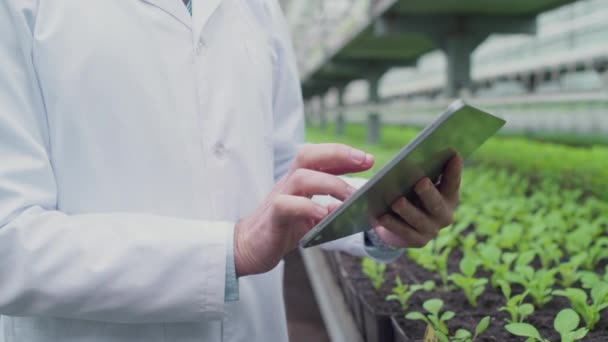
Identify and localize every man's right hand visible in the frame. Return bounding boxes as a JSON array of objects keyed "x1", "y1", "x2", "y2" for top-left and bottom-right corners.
[{"x1": 234, "y1": 143, "x2": 374, "y2": 277}]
